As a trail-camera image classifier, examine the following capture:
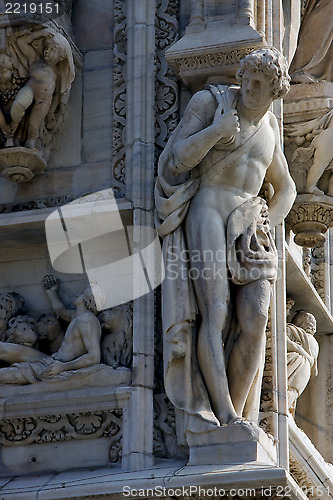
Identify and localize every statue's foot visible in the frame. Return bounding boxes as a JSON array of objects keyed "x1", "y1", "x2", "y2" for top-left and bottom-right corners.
[
  {"x1": 306, "y1": 186, "x2": 324, "y2": 195},
  {"x1": 228, "y1": 417, "x2": 256, "y2": 428},
  {"x1": 217, "y1": 410, "x2": 238, "y2": 426},
  {"x1": 25, "y1": 140, "x2": 37, "y2": 149},
  {"x1": 291, "y1": 71, "x2": 317, "y2": 84}
]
